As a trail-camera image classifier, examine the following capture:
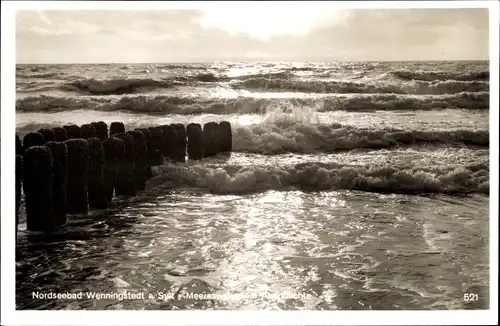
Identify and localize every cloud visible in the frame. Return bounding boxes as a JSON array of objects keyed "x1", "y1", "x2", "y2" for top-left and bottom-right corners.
[
  {"x1": 17, "y1": 11, "x2": 104, "y2": 37},
  {"x1": 15, "y1": 8, "x2": 489, "y2": 63},
  {"x1": 196, "y1": 6, "x2": 347, "y2": 41}
]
